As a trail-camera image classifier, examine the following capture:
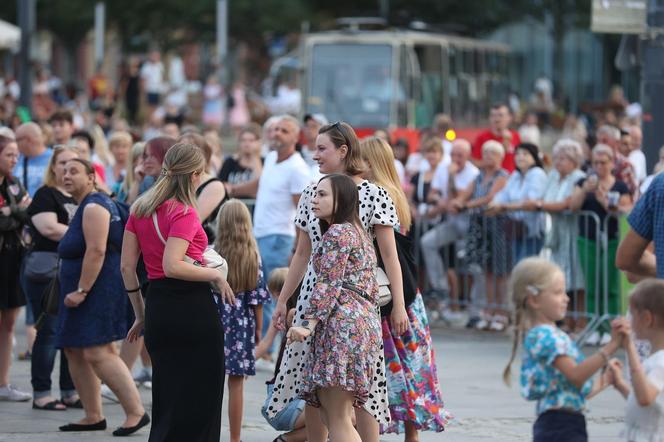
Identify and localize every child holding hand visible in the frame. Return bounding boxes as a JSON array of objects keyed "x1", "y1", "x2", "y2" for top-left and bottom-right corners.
[
  {"x1": 606, "y1": 279, "x2": 664, "y2": 441},
  {"x1": 504, "y1": 257, "x2": 621, "y2": 442}
]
